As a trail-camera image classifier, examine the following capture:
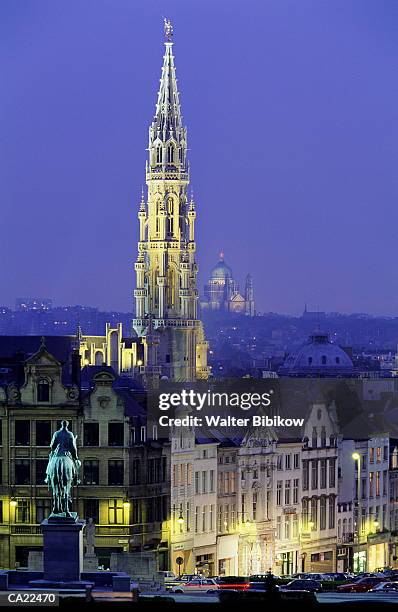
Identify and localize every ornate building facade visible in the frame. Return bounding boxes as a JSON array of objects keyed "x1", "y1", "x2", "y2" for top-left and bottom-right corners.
[{"x1": 200, "y1": 252, "x2": 255, "y2": 316}]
